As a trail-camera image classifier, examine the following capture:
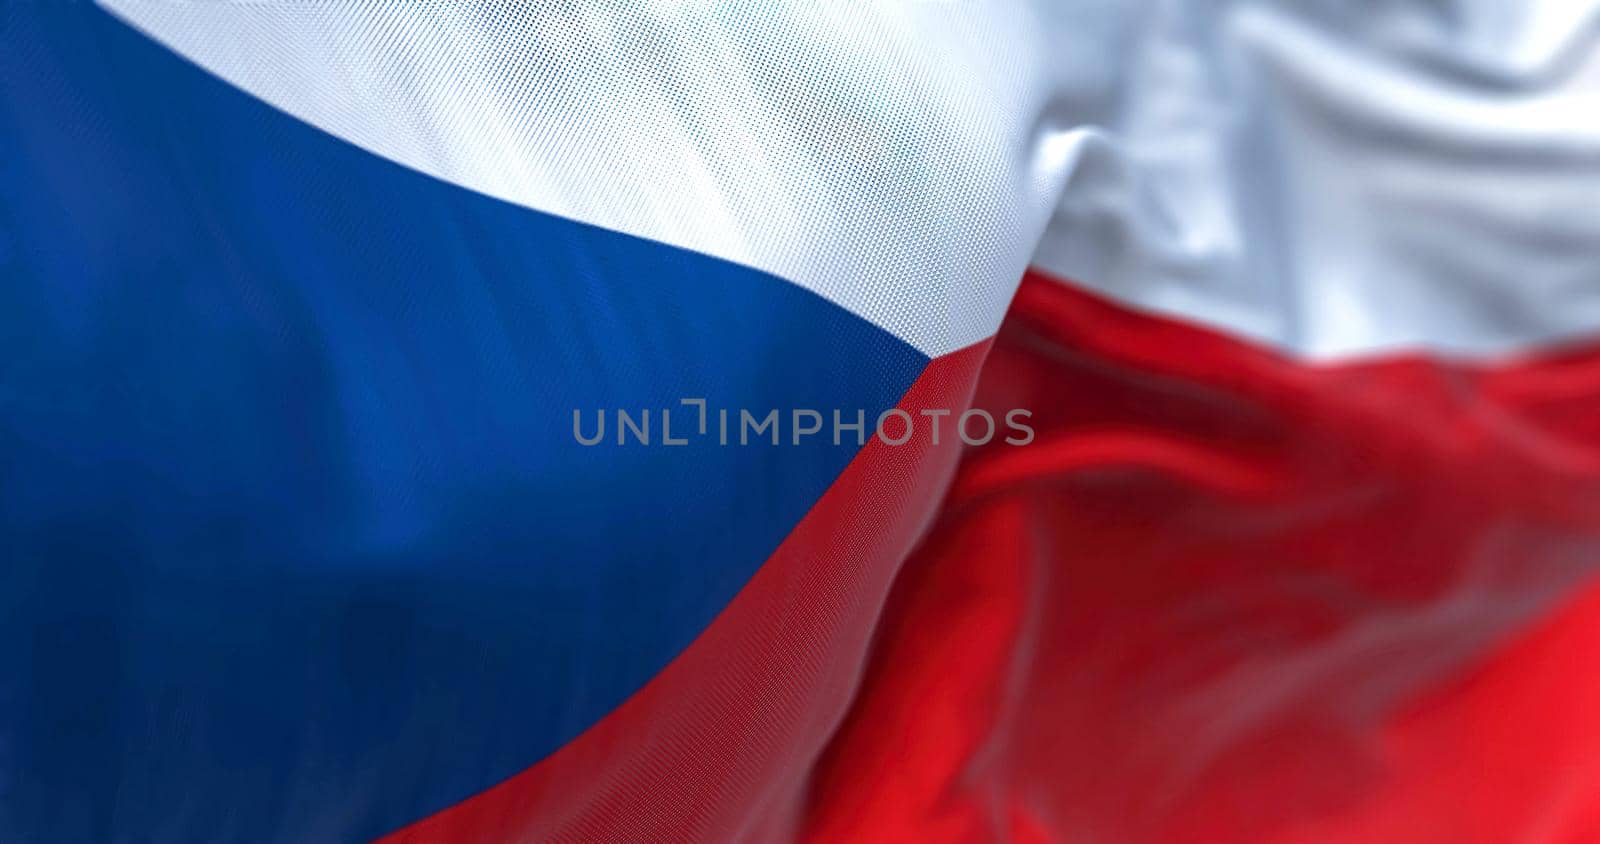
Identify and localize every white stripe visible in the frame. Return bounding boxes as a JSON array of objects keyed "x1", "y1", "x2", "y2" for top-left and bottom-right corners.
[
  {"x1": 100, "y1": 0, "x2": 1082, "y2": 358},
  {"x1": 1032, "y1": 0, "x2": 1600, "y2": 360}
]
